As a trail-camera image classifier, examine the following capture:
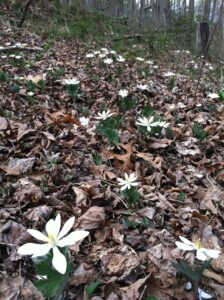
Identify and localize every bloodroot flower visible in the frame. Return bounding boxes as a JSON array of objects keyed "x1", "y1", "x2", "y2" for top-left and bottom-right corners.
[
  {"x1": 175, "y1": 236, "x2": 220, "y2": 261},
  {"x1": 18, "y1": 214, "x2": 89, "y2": 274},
  {"x1": 95, "y1": 110, "x2": 115, "y2": 120},
  {"x1": 117, "y1": 173, "x2": 138, "y2": 191}
]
